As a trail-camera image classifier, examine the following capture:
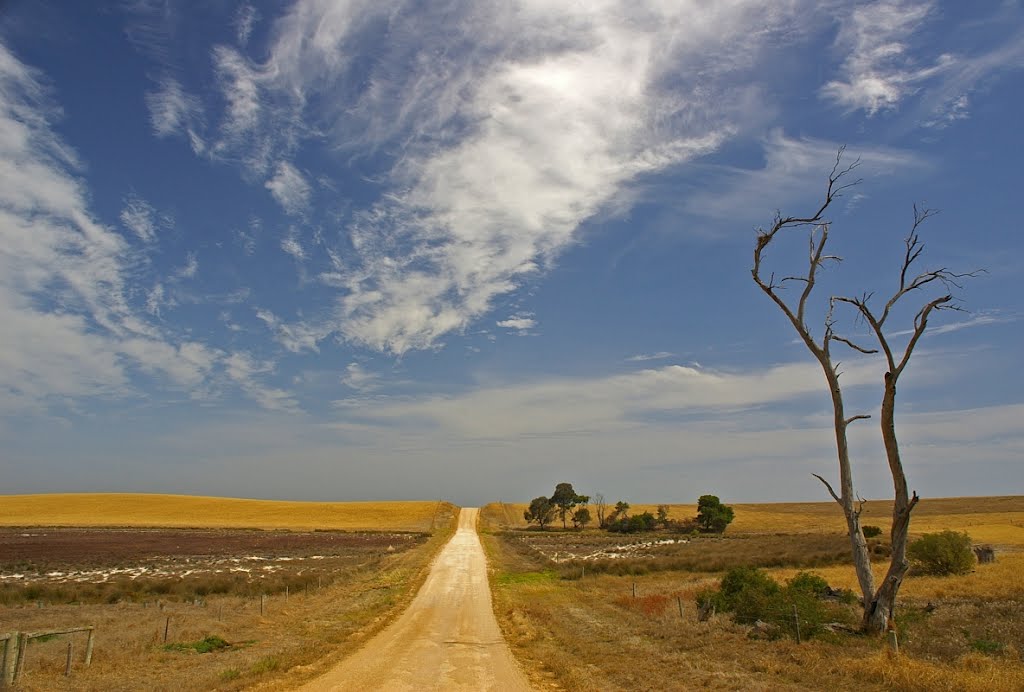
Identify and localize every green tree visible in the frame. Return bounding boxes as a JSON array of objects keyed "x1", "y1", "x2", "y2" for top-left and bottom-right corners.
[
  {"x1": 550, "y1": 483, "x2": 588, "y2": 529},
  {"x1": 656, "y1": 504, "x2": 670, "y2": 527},
  {"x1": 571, "y1": 506, "x2": 591, "y2": 529},
  {"x1": 697, "y1": 495, "x2": 735, "y2": 533},
  {"x1": 611, "y1": 500, "x2": 630, "y2": 522},
  {"x1": 524, "y1": 496, "x2": 555, "y2": 530}
]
